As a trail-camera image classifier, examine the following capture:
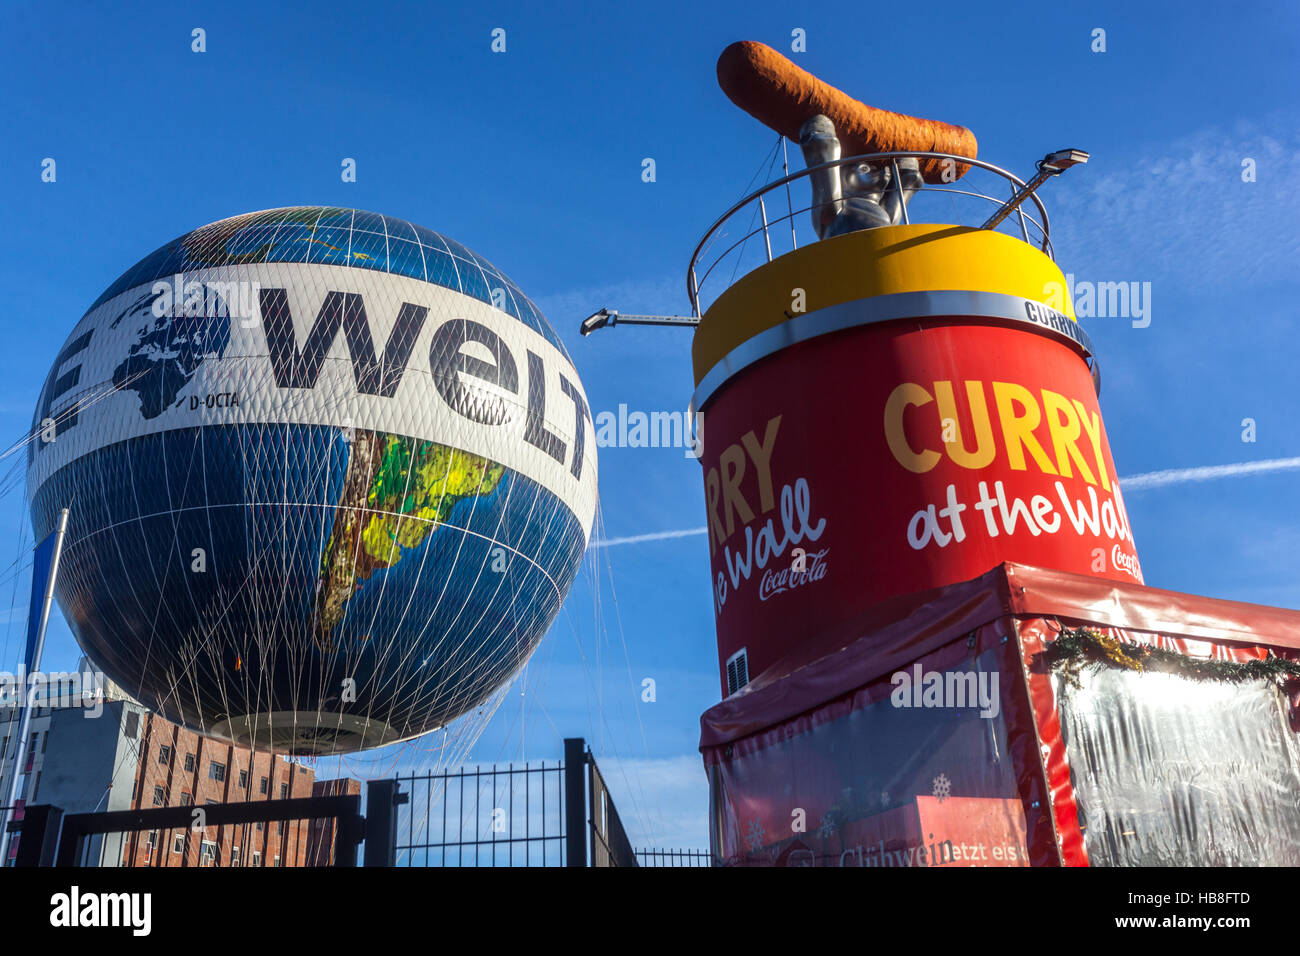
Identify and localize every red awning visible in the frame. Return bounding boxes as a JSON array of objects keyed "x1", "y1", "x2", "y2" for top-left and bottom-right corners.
[{"x1": 700, "y1": 561, "x2": 1300, "y2": 749}]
